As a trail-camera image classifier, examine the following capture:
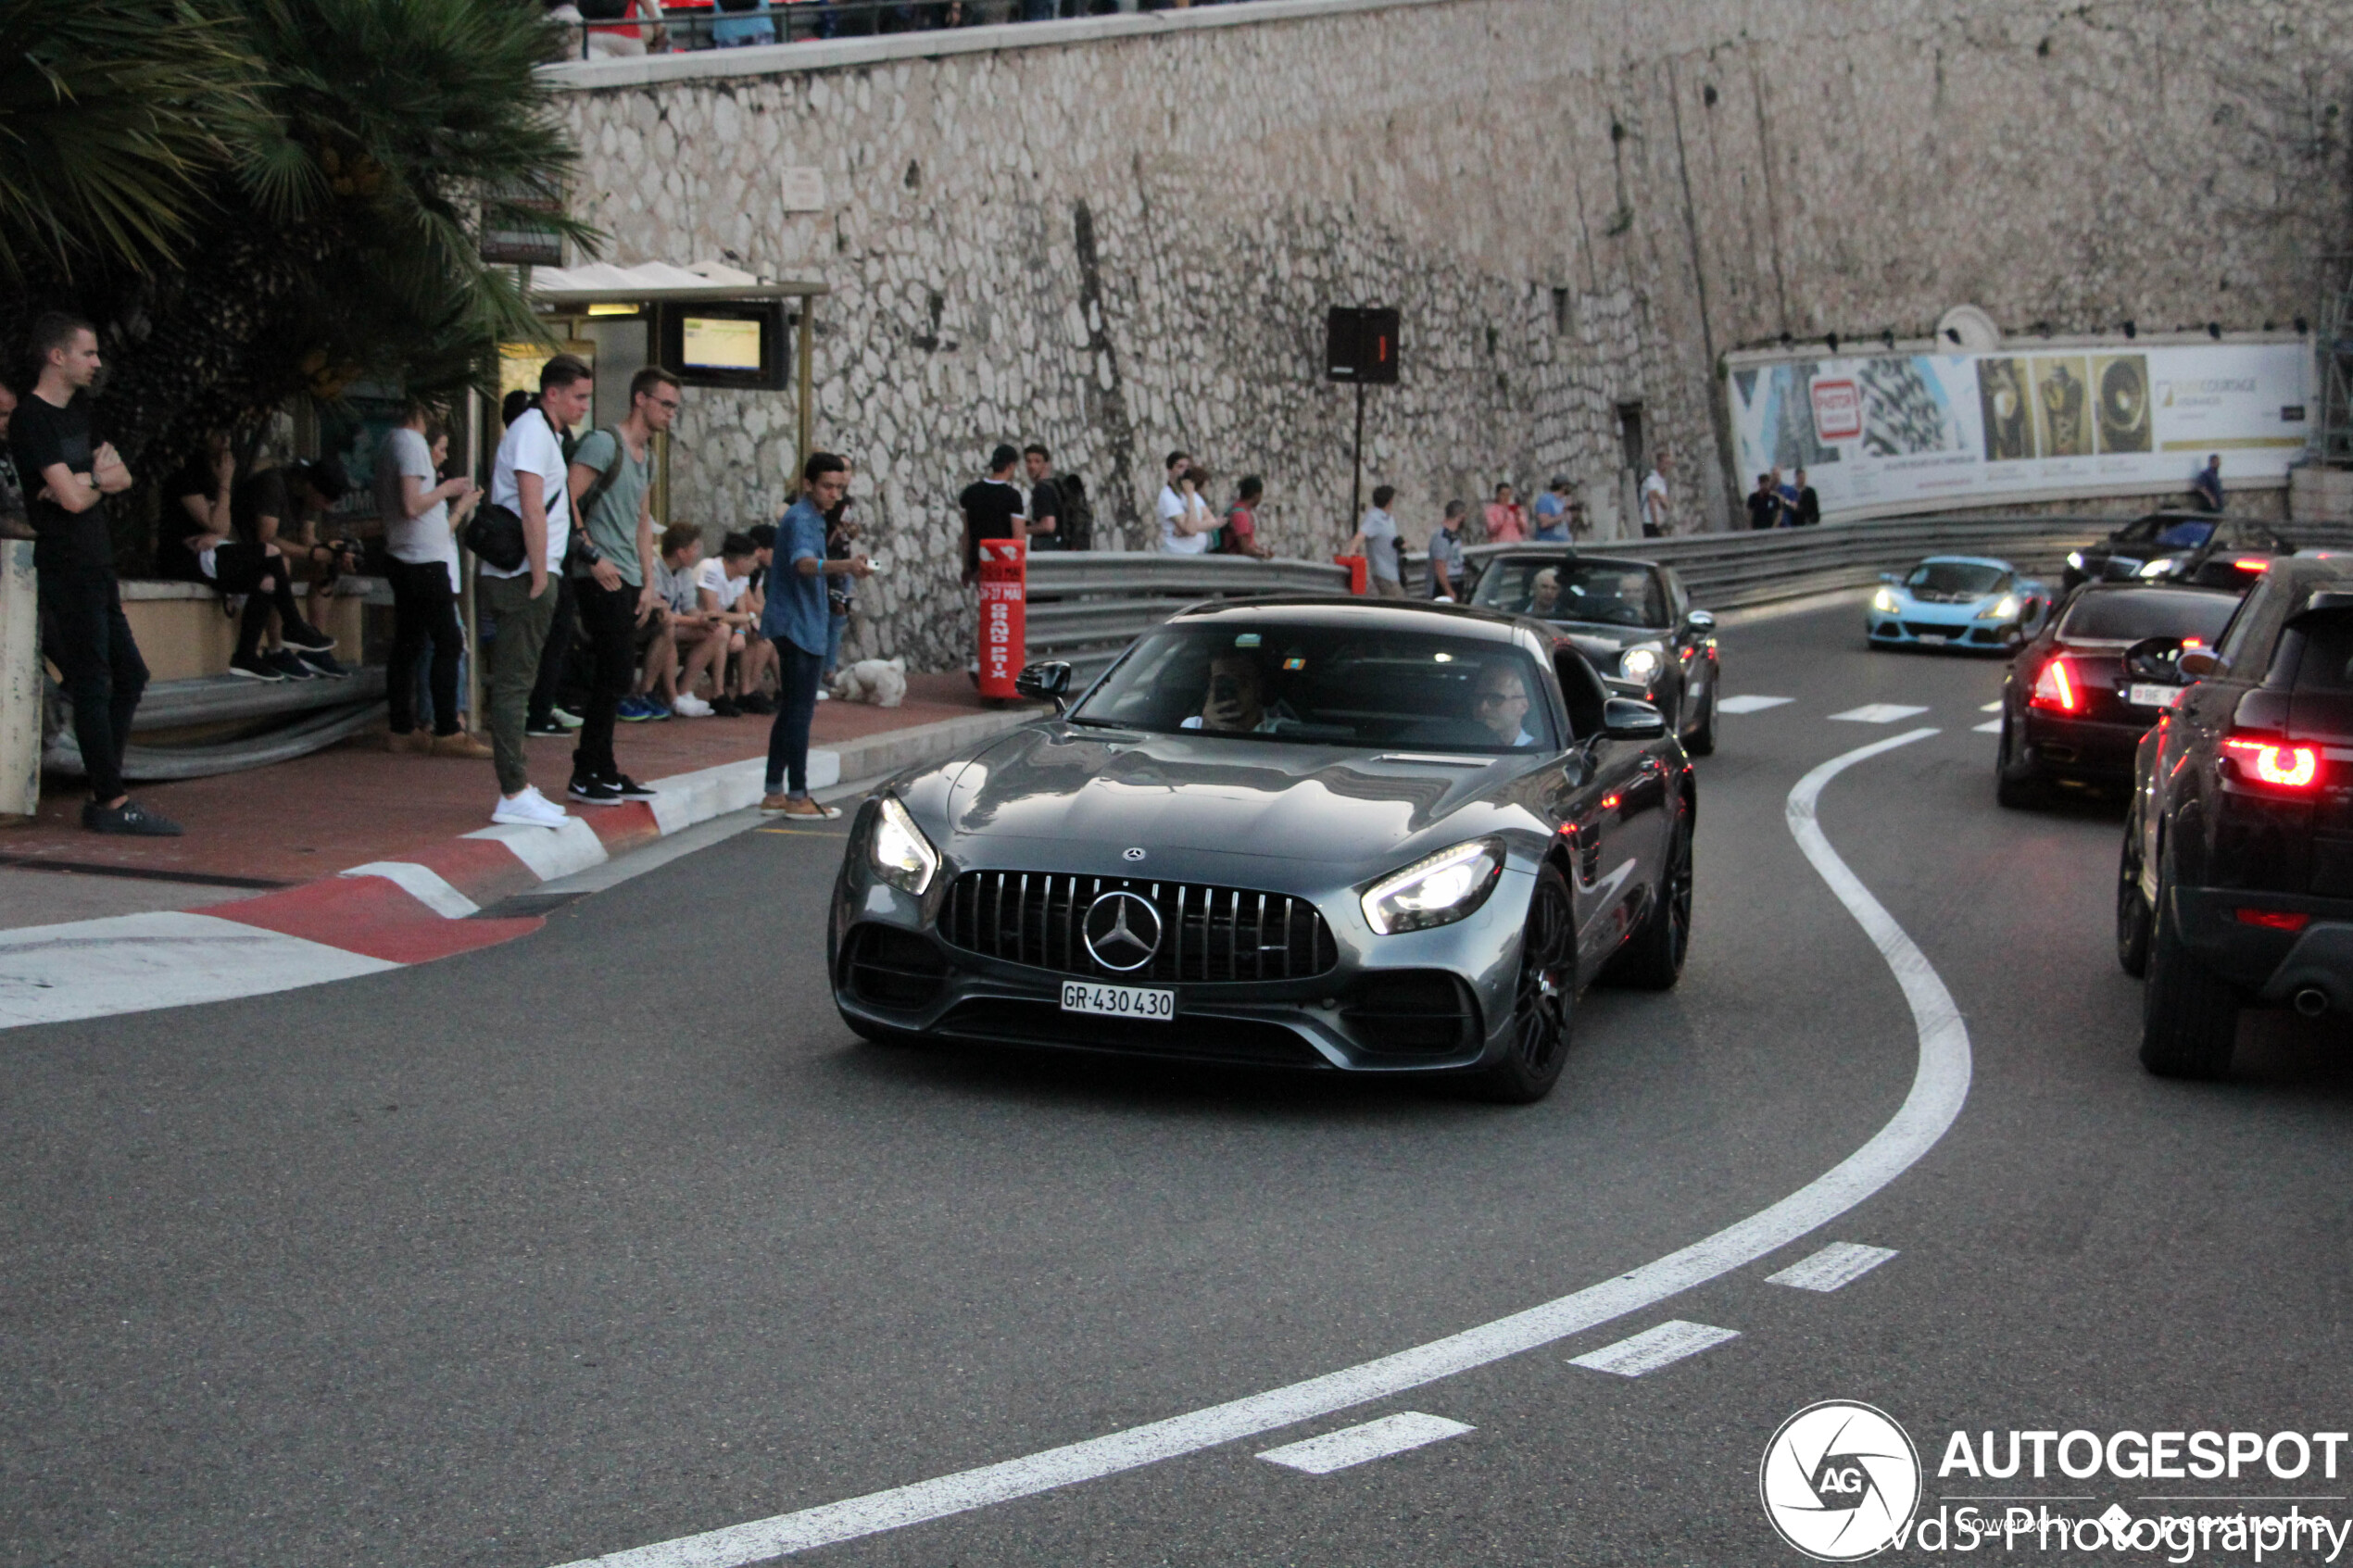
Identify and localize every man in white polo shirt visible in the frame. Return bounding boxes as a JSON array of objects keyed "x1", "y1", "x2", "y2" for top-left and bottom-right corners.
[{"x1": 481, "y1": 355, "x2": 589, "y2": 828}]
